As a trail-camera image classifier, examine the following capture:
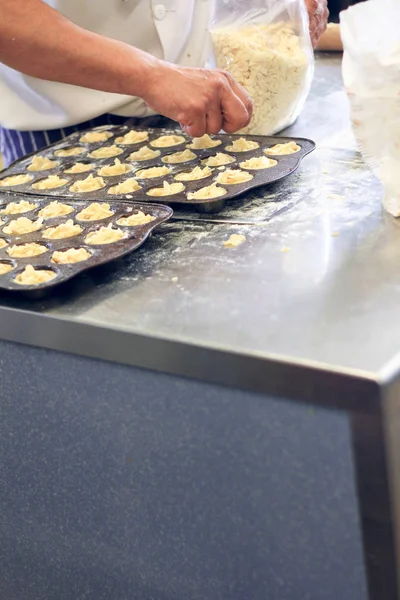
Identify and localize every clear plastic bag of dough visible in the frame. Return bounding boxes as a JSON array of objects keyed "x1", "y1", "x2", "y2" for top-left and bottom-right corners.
[
  {"x1": 341, "y1": 0, "x2": 400, "y2": 217},
  {"x1": 210, "y1": 0, "x2": 314, "y2": 135}
]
